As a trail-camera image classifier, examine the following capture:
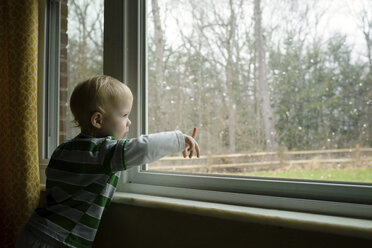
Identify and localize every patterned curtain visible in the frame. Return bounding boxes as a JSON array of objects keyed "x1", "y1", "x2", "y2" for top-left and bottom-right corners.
[{"x1": 0, "y1": 0, "x2": 40, "y2": 247}]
